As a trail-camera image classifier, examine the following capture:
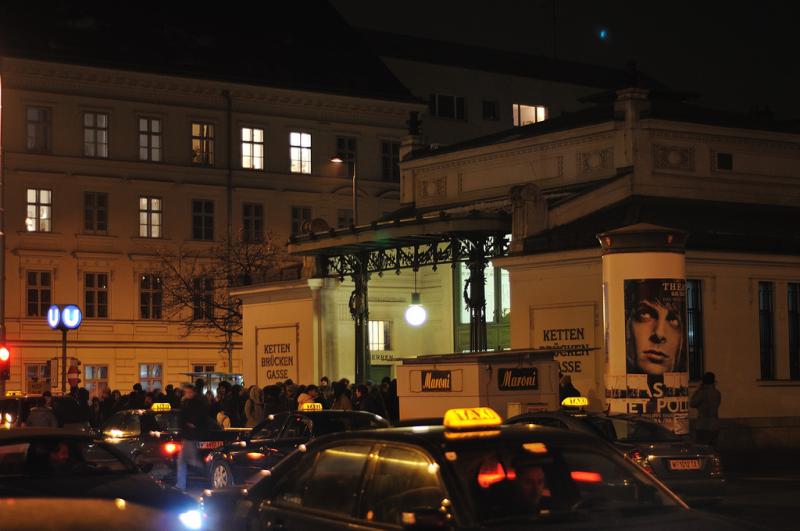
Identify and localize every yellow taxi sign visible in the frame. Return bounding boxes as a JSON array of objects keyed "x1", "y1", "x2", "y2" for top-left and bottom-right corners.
[
  {"x1": 561, "y1": 396, "x2": 589, "y2": 408},
  {"x1": 443, "y1": 407, "x2": 502, "y2": 430},
  {"x1": 151, "y1": 402, "x2": 171, "y2": 412},
  {"x1": 299, "y1": 402, "x2": 323, "y2": 411},
  {"x1": 4, "y1": 390, "x2": 22, "y2": 397}
]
